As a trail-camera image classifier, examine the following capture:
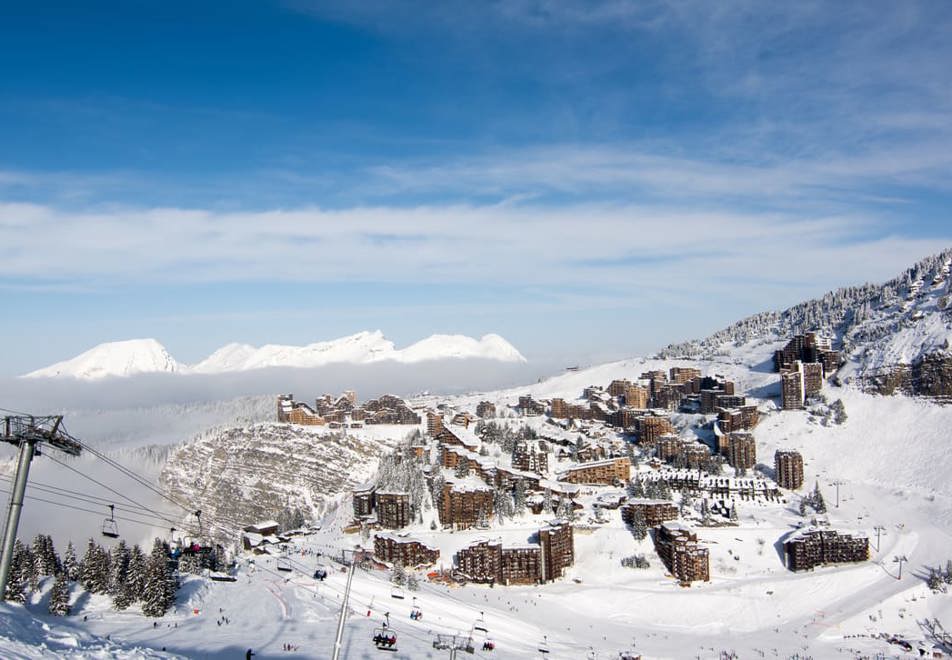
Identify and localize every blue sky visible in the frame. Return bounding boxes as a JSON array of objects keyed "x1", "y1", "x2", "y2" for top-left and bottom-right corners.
[{"x1": 2, "y1": 1, "x2": 952, "y2": 374}]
